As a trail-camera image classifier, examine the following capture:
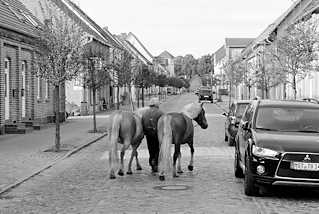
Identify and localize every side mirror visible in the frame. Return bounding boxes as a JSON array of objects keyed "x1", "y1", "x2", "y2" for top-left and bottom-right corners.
[
  {"x1": 242, "y1": 121, "x2": 251, "y2": 131},
  {"x1": 222, "y1": 112, "x2": 228, "y2": 117}
]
